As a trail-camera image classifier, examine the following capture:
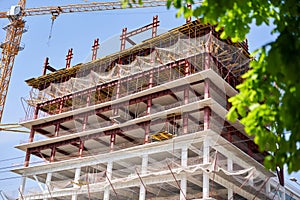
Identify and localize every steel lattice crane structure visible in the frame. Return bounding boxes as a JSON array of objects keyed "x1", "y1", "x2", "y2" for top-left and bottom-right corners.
[{"x1": 0, "y1": 0, "x2": 167, "y2": 123}]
